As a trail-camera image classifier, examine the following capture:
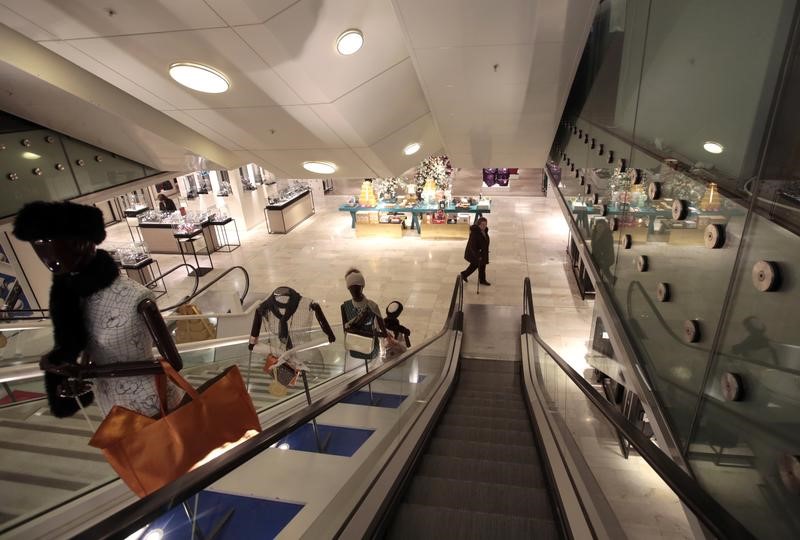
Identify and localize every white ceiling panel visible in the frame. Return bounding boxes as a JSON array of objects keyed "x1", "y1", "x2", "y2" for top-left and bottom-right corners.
[
  {"x1": 39, "y1": 40, "x2": 176, "y2": 111},
  {"x1": 534, "y1": 0, "x2": 596, "y2": 44},
  {"x1": 185, "y1": 106, "x2": 344, "y2": 150},
  {"x1": 162, "y1": 110, "x2": 243, "y2": 150},
  {"x1": 64, "y1": 28, "x2": 302, "y2": 110},
  {"x1": 414, "y1": 45, "x2": 535, "y2": 89},
  {"x1": 203, "y1": 0, "x2": 299, "y2": 27},
  {"x1": 254, "y1": 147, "x2": 377, "y2": 178},
  {"x1": 235, "y1": 0, "x2": 409, "y2": 104},
  {"x1": 233, "y1": 149, "x2": 289, "y2": 177},
  {"x1": 392, "y1": 0, "x2": 539, "y2": 49},
  {"x1": 0, "y1": 4, "x2": 56, "y2": 40},
  {"x1": 0, "y1": 0, "x2": 225, "y2": 40},
  {"x1": 367, "y1": 113, "x2": 444, "y2": 175},
  {"x1": 311, "y1": 59, "x2": 428, "y2": 146}
]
